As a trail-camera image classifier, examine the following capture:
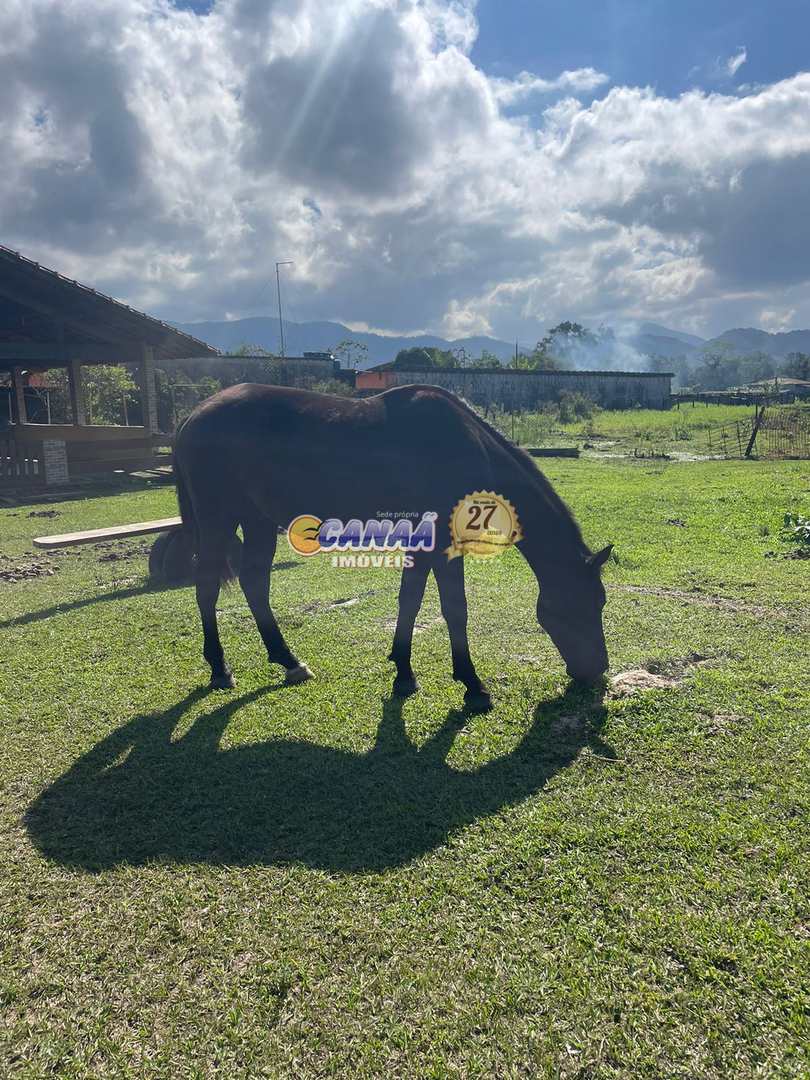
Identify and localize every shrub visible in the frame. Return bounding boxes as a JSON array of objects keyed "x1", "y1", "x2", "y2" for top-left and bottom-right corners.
[
  {"x1": 558, "y1": 391, "x2": 599, "y2": 424},
  {"x1": 311, "y1": 379, "x2": 354, "y2": 397},
  {"x1": 780, "y1": 513, "x2": 810, "y2": 547}
]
